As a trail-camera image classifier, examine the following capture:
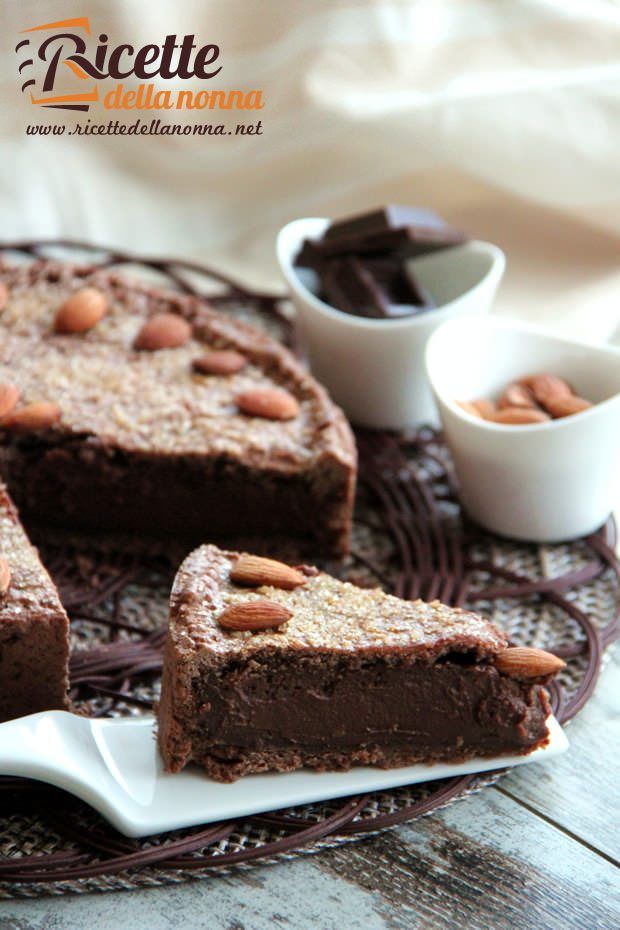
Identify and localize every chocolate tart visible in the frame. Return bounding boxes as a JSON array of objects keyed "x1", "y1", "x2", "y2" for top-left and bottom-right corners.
[
  {"x1": 0, "y1": 482, "x2": 70, "y2": 721},
  {"x1": 0, "y1": 261, "x2": 356, "y2": 557},
  {"x1": 157, "y1": 545, "x2": 560, "y2": 782}
]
